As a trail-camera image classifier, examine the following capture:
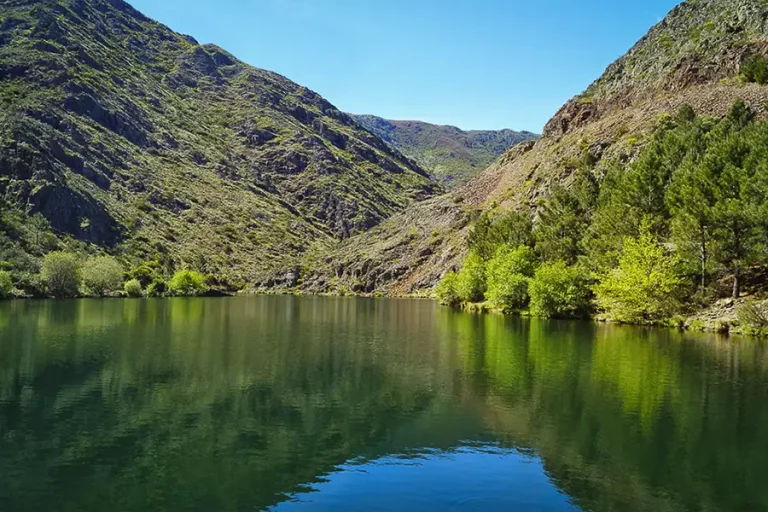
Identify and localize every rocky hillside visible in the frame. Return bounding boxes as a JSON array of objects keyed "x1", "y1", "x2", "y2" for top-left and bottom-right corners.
[
  {"x1": 352, "y1": 115, "x2": 537, "y2": 186},
  {"x1": 309, "y1": 0, "x2": 768, "y2": 296},
  {"x1": 0, "y1": 0, "x2": 438, "y2": 286}
]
